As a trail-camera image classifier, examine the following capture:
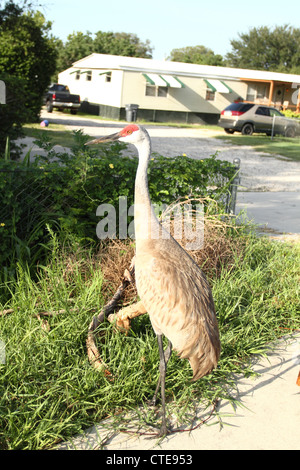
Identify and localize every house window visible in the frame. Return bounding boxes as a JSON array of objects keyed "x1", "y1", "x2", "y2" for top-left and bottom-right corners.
[
  {"x1": 206, "y1": 89, "x2": 215, "y2": 101},
  {"x1": 105, "y1": 72, "x2": 112, "y2": 82},
  {"x1": 75, "y1": 71, "x2": 80, "y2": 80},
  {"x1": 86, "y1": 71, "x2": 92, "y2": 81},
  {"x1": 256, "y1": 84, "x2": 267, "y2": 99},
  {"x1": 158, "y1": 87, "x2": 168, "y2": 97},
  {"x1": 246, "y1": 85, "x2": 256, "y2": 101},
  {"x1": 246, "y1": 83, "x2": 268, "y2": 102},
  {"x1": 145, "y1": 85, "x2": 168, "y2": 97},
  {"x1": 146, "y1": 85, "x2": 155, "y2": 96}
]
